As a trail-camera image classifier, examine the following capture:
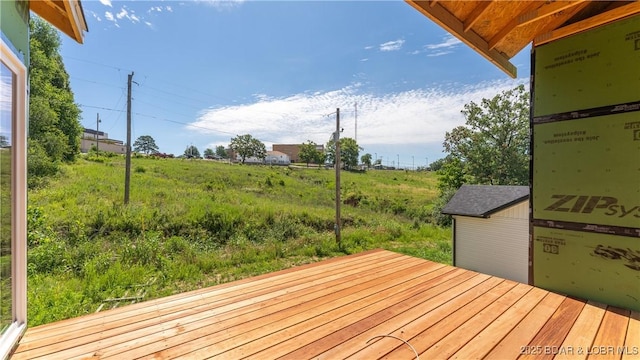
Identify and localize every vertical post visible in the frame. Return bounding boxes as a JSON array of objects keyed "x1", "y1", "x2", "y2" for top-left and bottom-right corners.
[
  {"x1": 412, "y1": 156, "x2": 414, "y2": 171},
  {"x1": 96, "y1": 113, "x2": 100, "y2": 153},
  {"x1": 397, "y1": 154, "x2": 400, "y2": 170},
  {"x1": 335, "y1": 108, "x2": 341, "y2": 246},
  {"x1": 124, "y1": 72, "x2": 133, "y2": 204}
]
